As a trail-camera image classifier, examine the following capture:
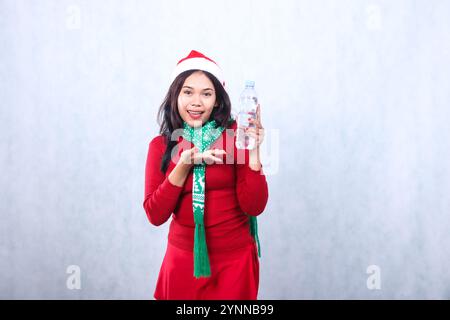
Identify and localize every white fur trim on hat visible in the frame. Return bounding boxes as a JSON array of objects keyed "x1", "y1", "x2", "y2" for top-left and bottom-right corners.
[{"x1": 170, "y1": 50, "x2": 225, "y2": 87}]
